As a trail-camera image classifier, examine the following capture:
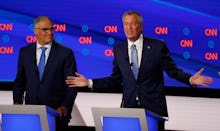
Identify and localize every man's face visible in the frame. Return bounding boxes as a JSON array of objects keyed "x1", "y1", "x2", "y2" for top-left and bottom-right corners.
[
  {"x1": 34, "y1": 18, "x2": 54, "y2": 45},
  {"x1": 123, "y1": 14, "x2": 142, "y2": 42}
]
